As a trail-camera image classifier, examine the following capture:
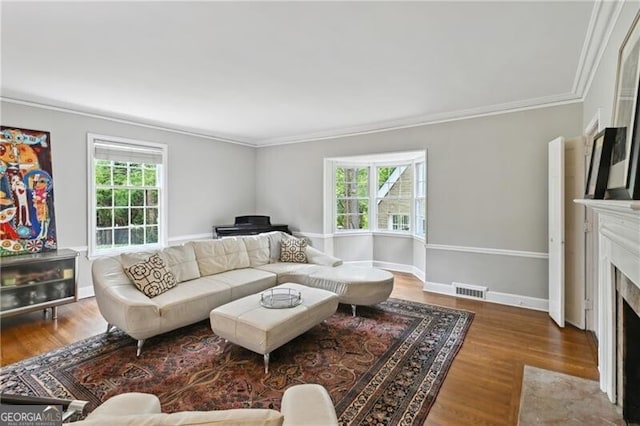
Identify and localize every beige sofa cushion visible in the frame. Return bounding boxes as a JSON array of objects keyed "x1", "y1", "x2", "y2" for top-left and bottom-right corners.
[
  {"x1": 119, "y1": 246, "x2": 200, "y2": 284},
  {"x1": 164, "y1": 409, "x2": 283, "y2": 425},
  {"x1": 162, "y1": 245, "x2": 200, "y2": 283},
  {"x1": 78, "y1": 409, "x2": 283, "y2": 425},
  {"x1": 254, "y1": 263, "x2": 321, "y2": 285},
  {"x1": 261, "y1": 231, "x2": 285, "y2": 263},
  {"x1": 190, "y1": 238, "x2": 250, "y2": 276},
  {"x1": 241, "y1": 235, "x2": 270, "y2": 267},
  {"x1": 281, "y1": 384, "x2": 338, "y2": 426},
  {"x1": 120, "y1": 251, "x2": 157, "y2": 268},
  {"x1": 152, "y1": 276, "x2": 232, "y2": 327},
  {"x1": 207, "y1": 268, "x2": 276, "y2": 300},
  {"x1": 88, "y1": 392, "x2": 161, "y2": 418}
]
